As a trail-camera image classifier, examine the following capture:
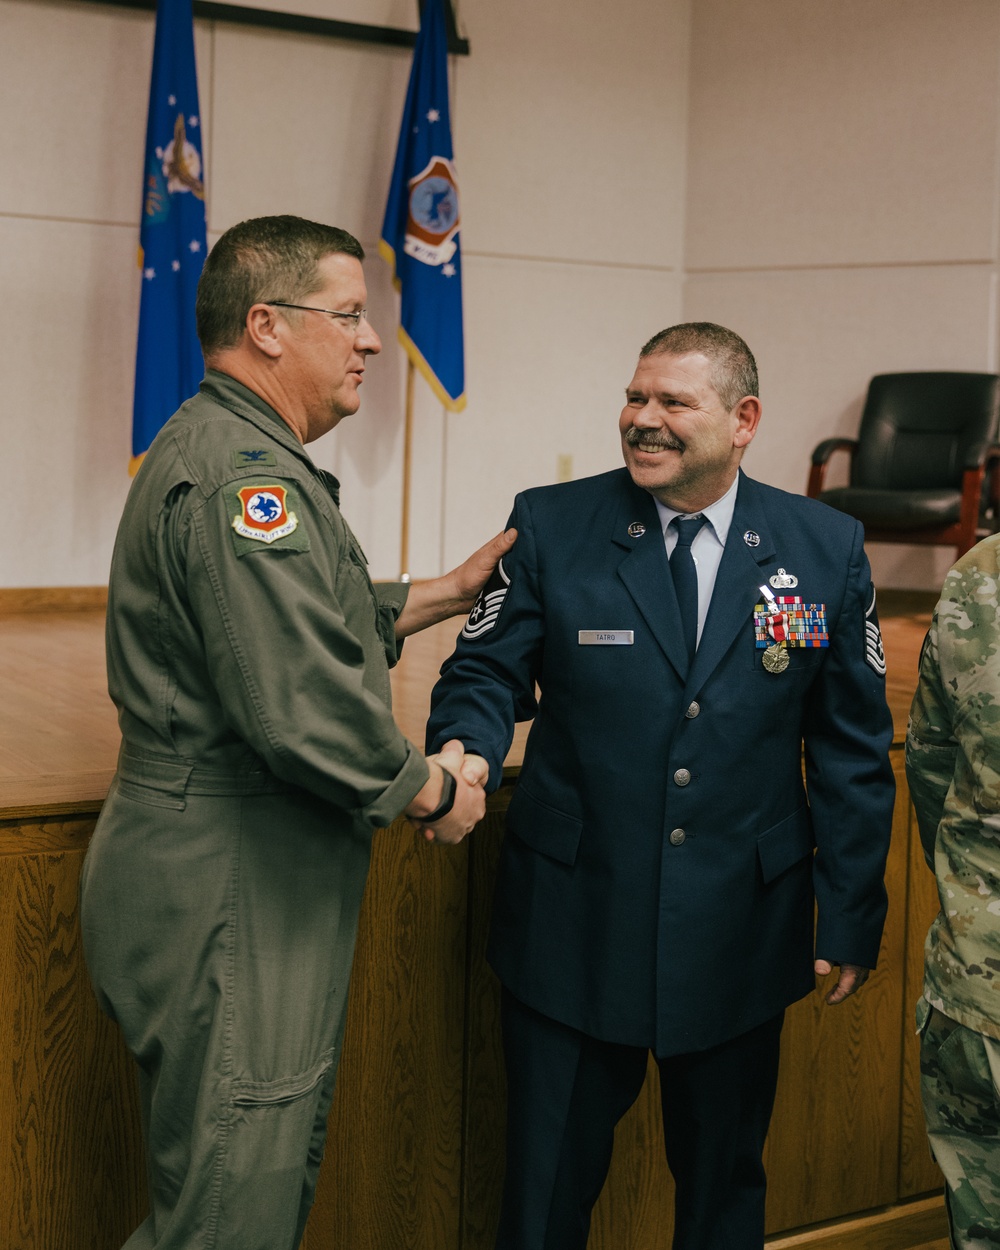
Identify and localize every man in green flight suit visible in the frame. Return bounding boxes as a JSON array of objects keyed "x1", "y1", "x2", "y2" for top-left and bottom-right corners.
[
  {"x1": 79, "y1": 215, "x2": 513, "y2": 1250},
  {"x1": 906, "y1": 534, "x2": 1000, "y2": 1248}
]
